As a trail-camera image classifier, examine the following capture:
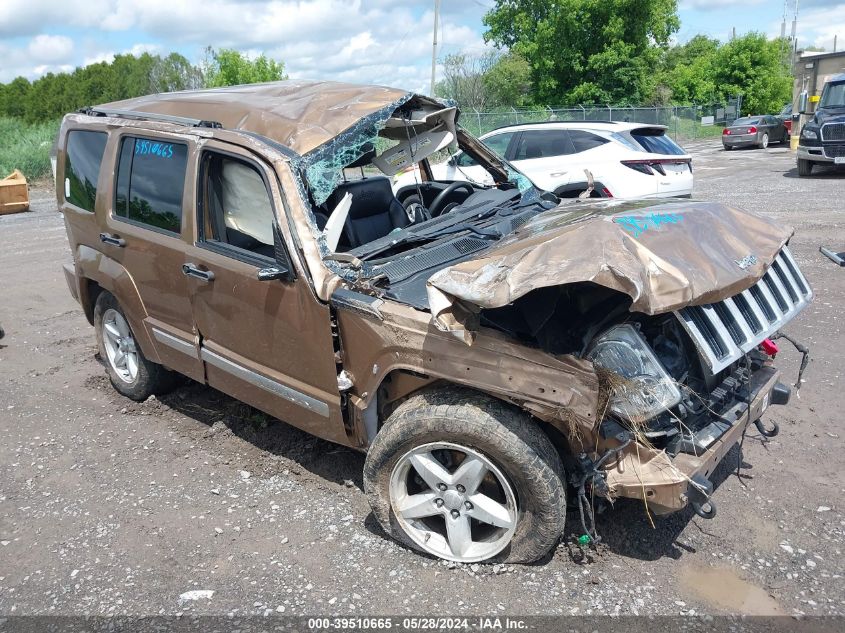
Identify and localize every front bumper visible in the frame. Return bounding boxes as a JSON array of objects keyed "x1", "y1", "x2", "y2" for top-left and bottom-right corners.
[
  {"x1": 603, "y1": 366, "x2": 783, "y2": 515},
  {"x1": 797, "y1": 144, "x2": 837, "y2": 163}
]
